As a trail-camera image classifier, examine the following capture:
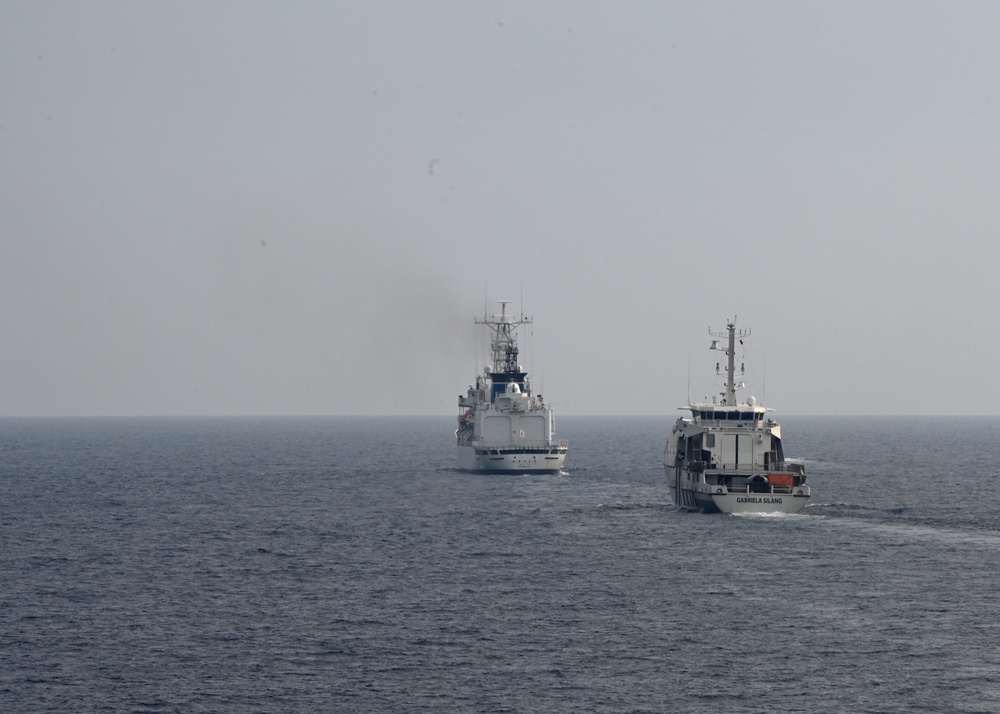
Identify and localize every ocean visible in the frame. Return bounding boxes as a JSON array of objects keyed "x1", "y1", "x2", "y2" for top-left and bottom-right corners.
[{"x1": 2, "y1": 415, "x2": 999, "y2": 713}]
